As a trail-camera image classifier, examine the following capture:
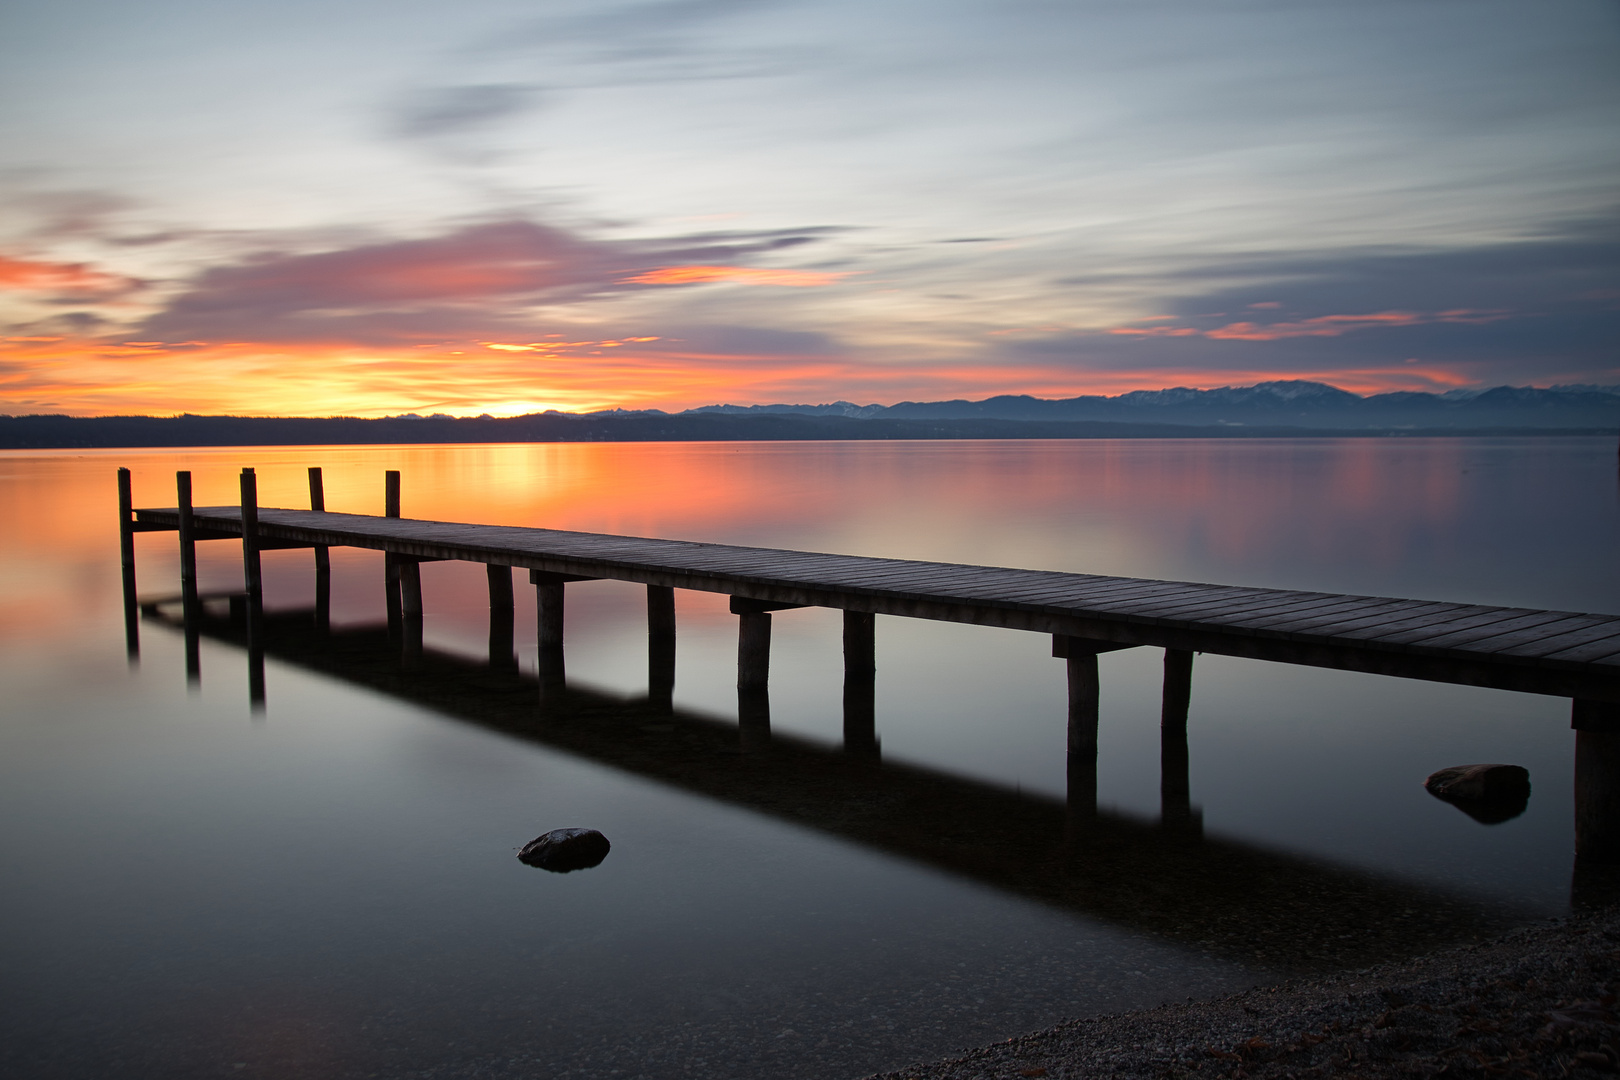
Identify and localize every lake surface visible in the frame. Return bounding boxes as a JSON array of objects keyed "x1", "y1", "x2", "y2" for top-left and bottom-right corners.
[{"x1": 2, "y1": 437, "x2": 1617, "y2": 1079}]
